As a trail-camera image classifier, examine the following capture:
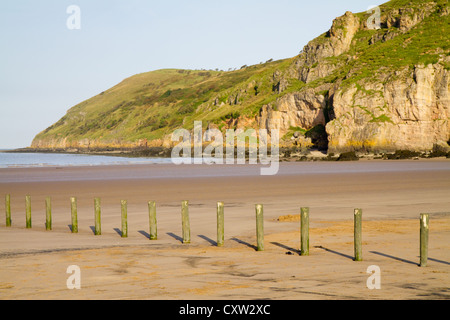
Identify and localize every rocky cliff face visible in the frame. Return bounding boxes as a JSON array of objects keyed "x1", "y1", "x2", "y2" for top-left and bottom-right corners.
[{"x1": 326, "y1": 61, "x2": 449, "y2": 152}]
